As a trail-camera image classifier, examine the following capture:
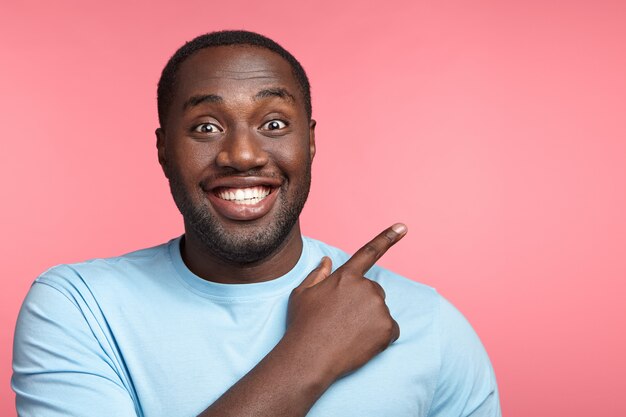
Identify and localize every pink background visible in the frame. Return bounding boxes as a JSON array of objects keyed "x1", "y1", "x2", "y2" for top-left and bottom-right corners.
[{"x1": 2, "y1": 1, "x2": 625, "y2": 415}]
